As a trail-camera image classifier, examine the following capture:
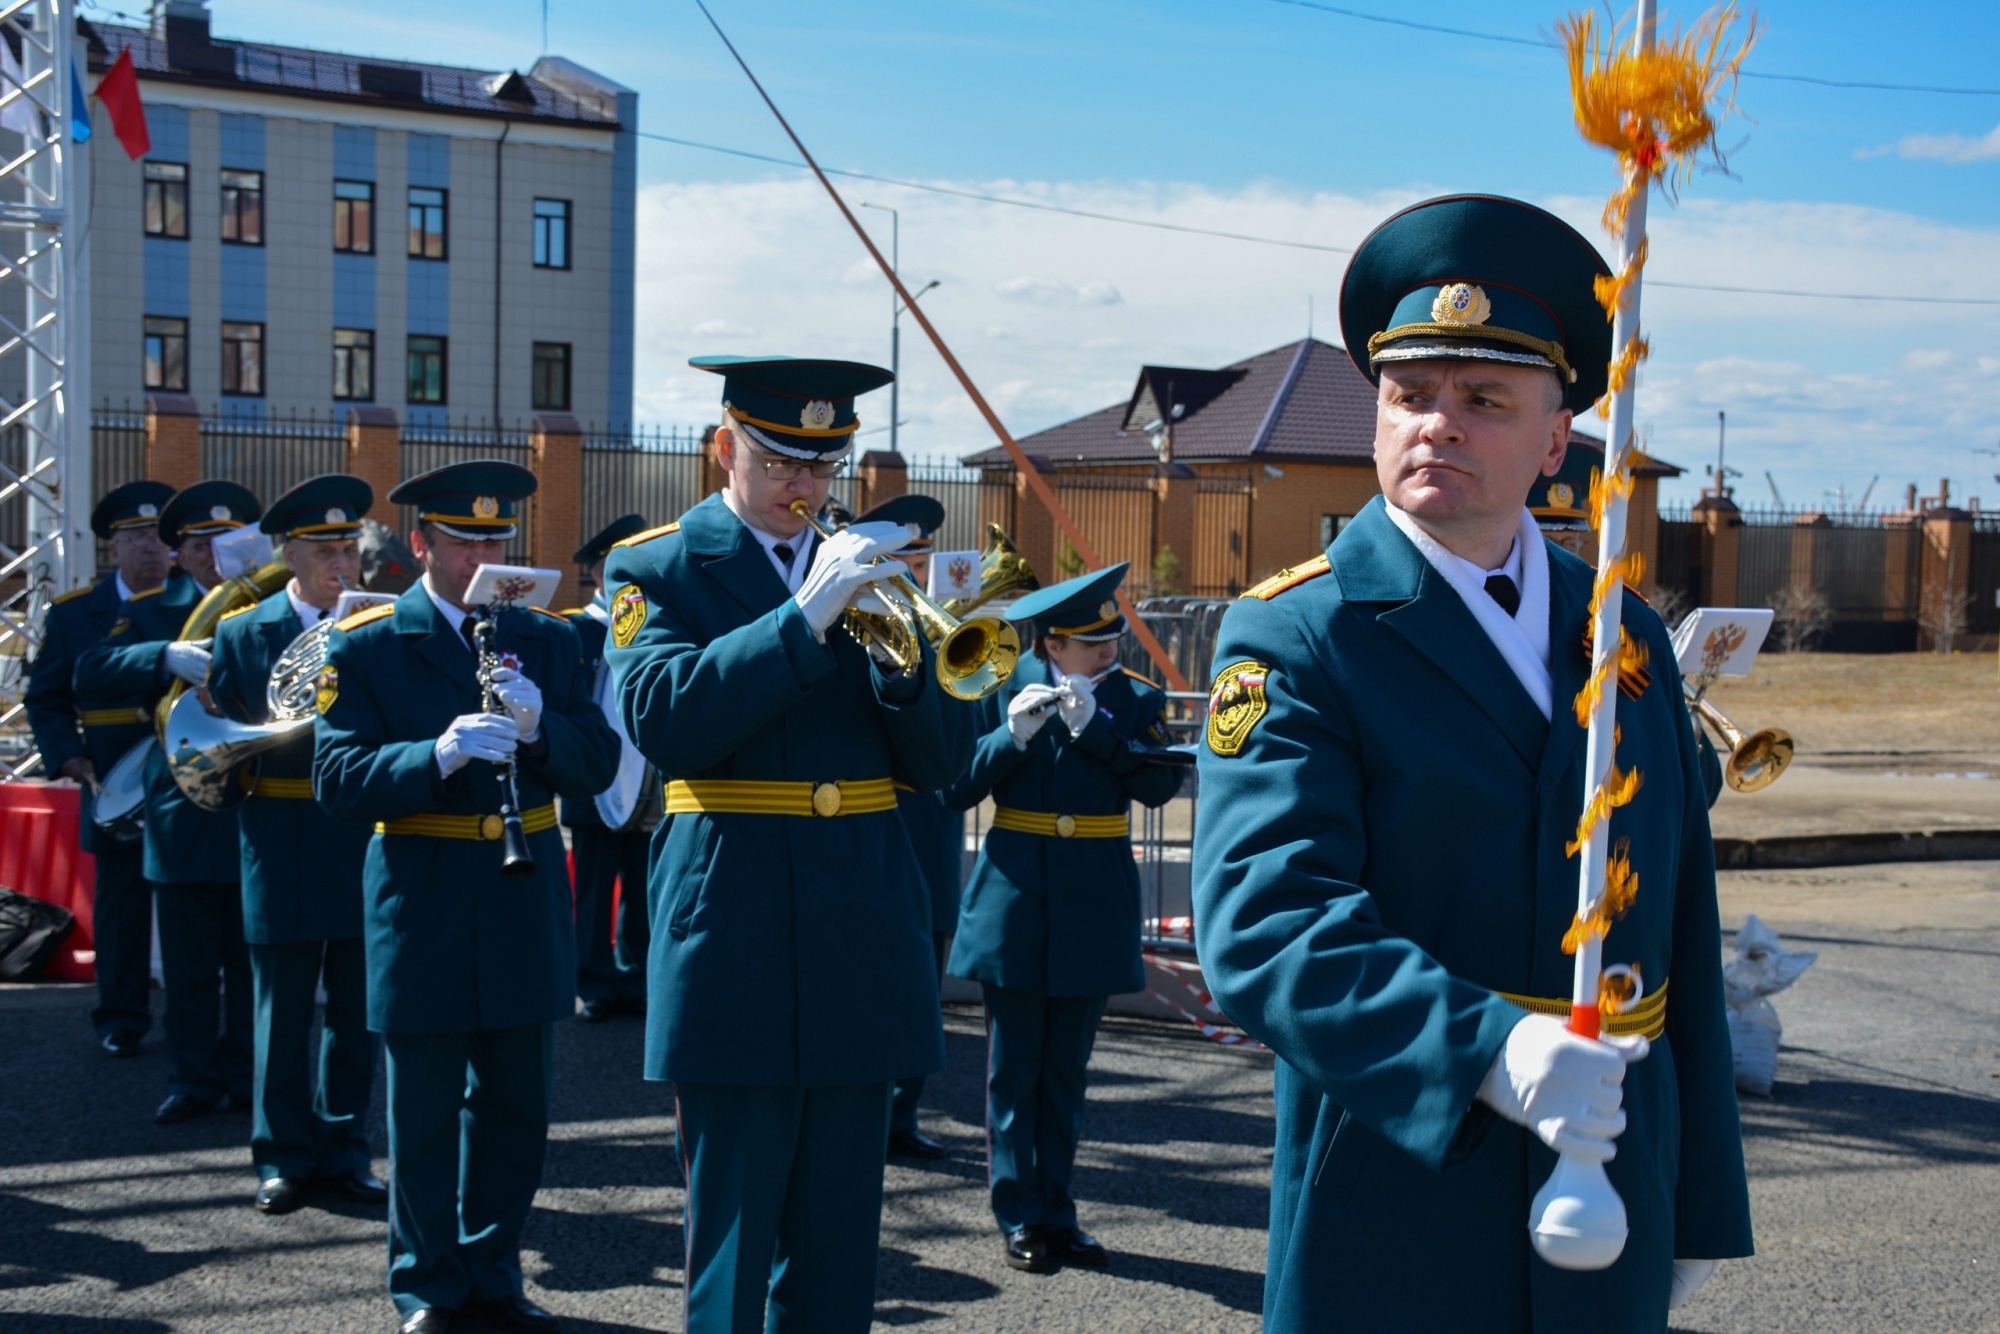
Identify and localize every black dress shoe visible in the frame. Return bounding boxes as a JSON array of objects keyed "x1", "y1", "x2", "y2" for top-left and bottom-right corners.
[
  {"x1": 399, "y1": 1309, "x2": 454, "y2": 1334},
  {"x1": 462, "y1": 1293, "x2": 561, "y2": 1333},
  {"x1": 255, "y1": 1176, "x2": 306, "y2": 1215},
  {"x1": 101, "y1": 1031, "x2": 142, "y2": 1058},
  {"x1": 577, "y1": 999, "x2": 614, "y2": 1024},
  {"x1": 154, "y1": 1092, "x2": 221, "y2": 1126},
  {"x1": 1004, "y1": 1224, "x2": 1054, "y2": 1274},
  {"x1": 331, "y1": 1169, "x2": 389, "y2": 1203},
  {"x1": 1050, "y1": 1225, "x2": 1109, "y2": 1267},
  {"x1": 887, "y1": 1128, "x2": 950, "y2": 1160}
]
